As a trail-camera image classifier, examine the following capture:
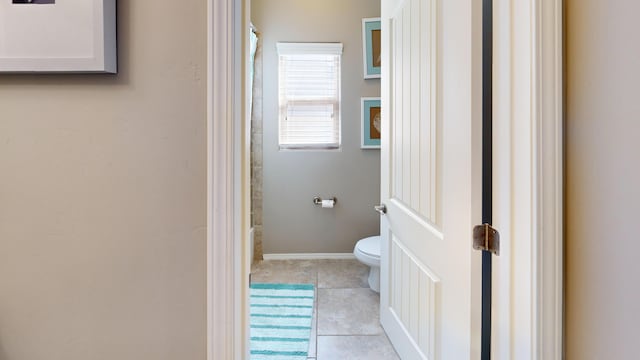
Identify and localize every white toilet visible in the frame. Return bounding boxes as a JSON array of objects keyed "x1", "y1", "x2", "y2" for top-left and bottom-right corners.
[{"x1": 353, "y1": 235, "x2": 381, "y2": 293}]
